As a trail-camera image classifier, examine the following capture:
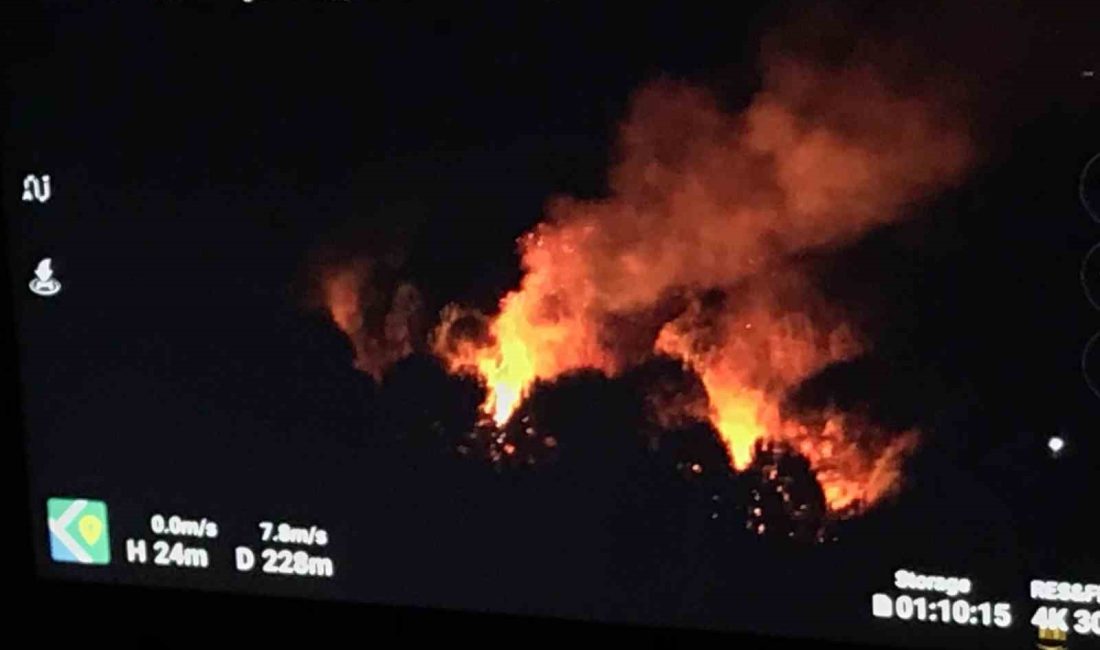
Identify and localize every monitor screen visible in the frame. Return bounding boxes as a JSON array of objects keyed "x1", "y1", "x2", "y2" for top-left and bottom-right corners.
[{"x1": 8, "y1": 2, "x2": 1099, "y2": 647}]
